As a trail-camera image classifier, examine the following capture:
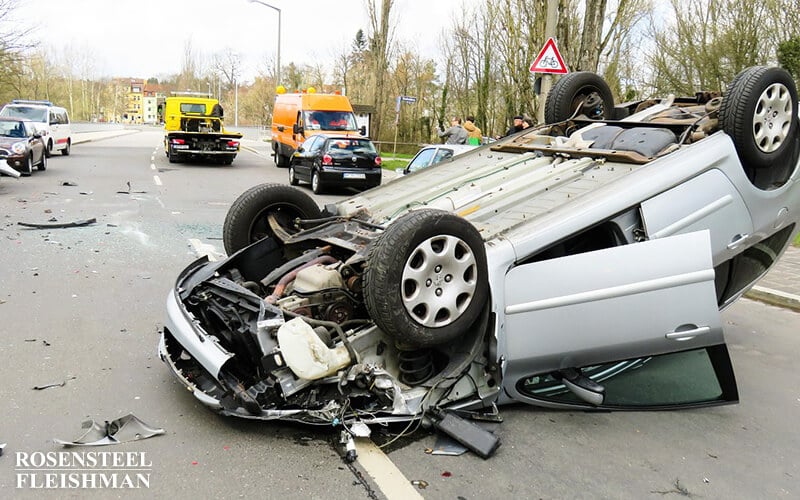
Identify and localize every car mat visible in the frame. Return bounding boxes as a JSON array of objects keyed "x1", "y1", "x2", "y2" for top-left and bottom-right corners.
[{"x1": 53, "y1": 413, "x2": 165, "y2": 447}]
